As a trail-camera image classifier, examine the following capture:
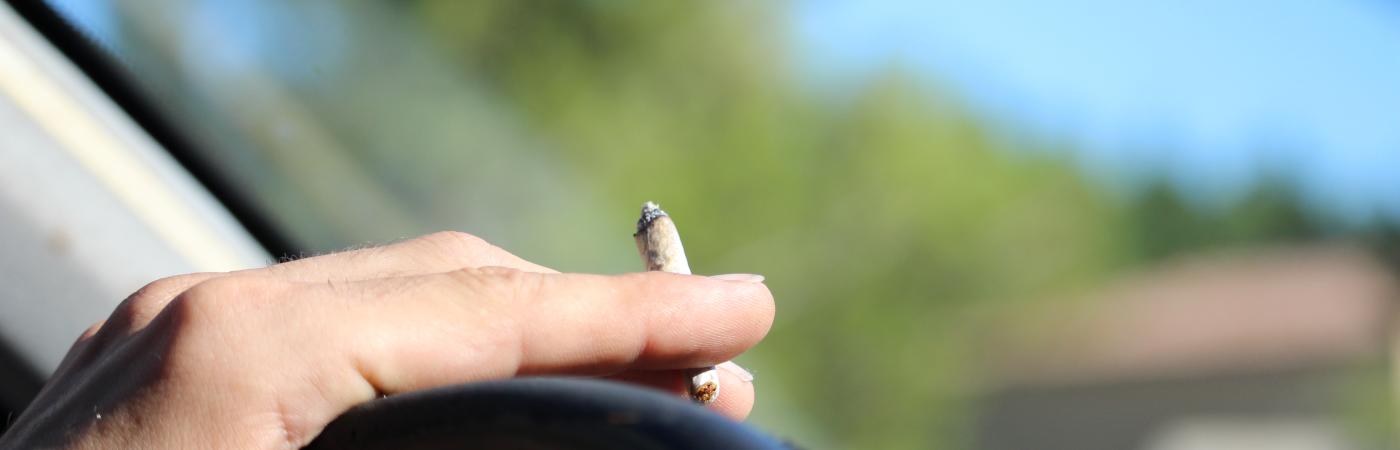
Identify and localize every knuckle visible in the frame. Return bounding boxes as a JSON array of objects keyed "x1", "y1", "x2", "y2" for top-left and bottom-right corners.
[
  {"x1": 67, "y1": 320, "x2": 109, "y2": 353},
  {"x1": 446, "y1": 267, "x2": 541, "y2": 305},
  {"x1": 410, "y1": 231, "x2": 509, "y2": 268},
  {"x1": 150, "y1": 276, "x2": 293, "y2": 371},
  {"x1": 165, "y1": 275, "x2": 281, "y2": 326},
  {"x1": 476, "y1": 265, "x2": 528, "y2": 282},
  {"x1": 419, "y1": 231, "x2": 492, "y2": 255},
  {"x1": 78, "y1": 320, "x2": 106, "y2": 340},
  {"x1": 115, "y1": 273, "x2": 220, "y2": 325},
  {"x1": 128, "y1": 273, "x2": 215, "y2": 305},
  {"x1": 165, "y1": 284, "x2": 231, "y2": 326}
]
